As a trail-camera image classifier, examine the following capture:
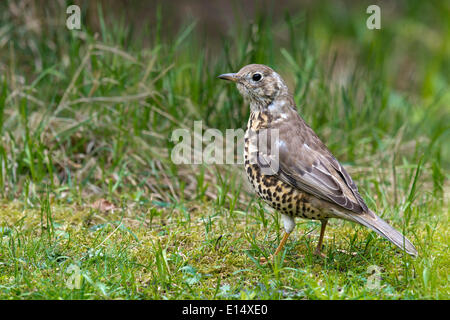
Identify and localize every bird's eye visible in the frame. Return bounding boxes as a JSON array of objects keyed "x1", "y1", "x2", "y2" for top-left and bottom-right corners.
[{"x1": 252, "y1": 73, "x2": 262, "y2": 81}]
